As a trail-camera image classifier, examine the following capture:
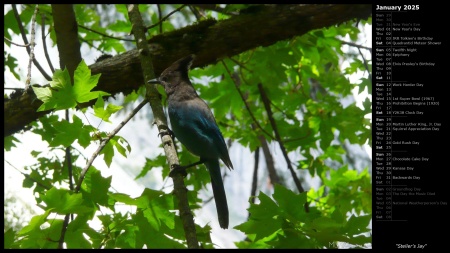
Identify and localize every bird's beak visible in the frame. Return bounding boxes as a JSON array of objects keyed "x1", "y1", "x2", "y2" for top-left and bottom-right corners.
[{"x1": 147, "y1": 78, "x2": 160, "y2": 85}]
